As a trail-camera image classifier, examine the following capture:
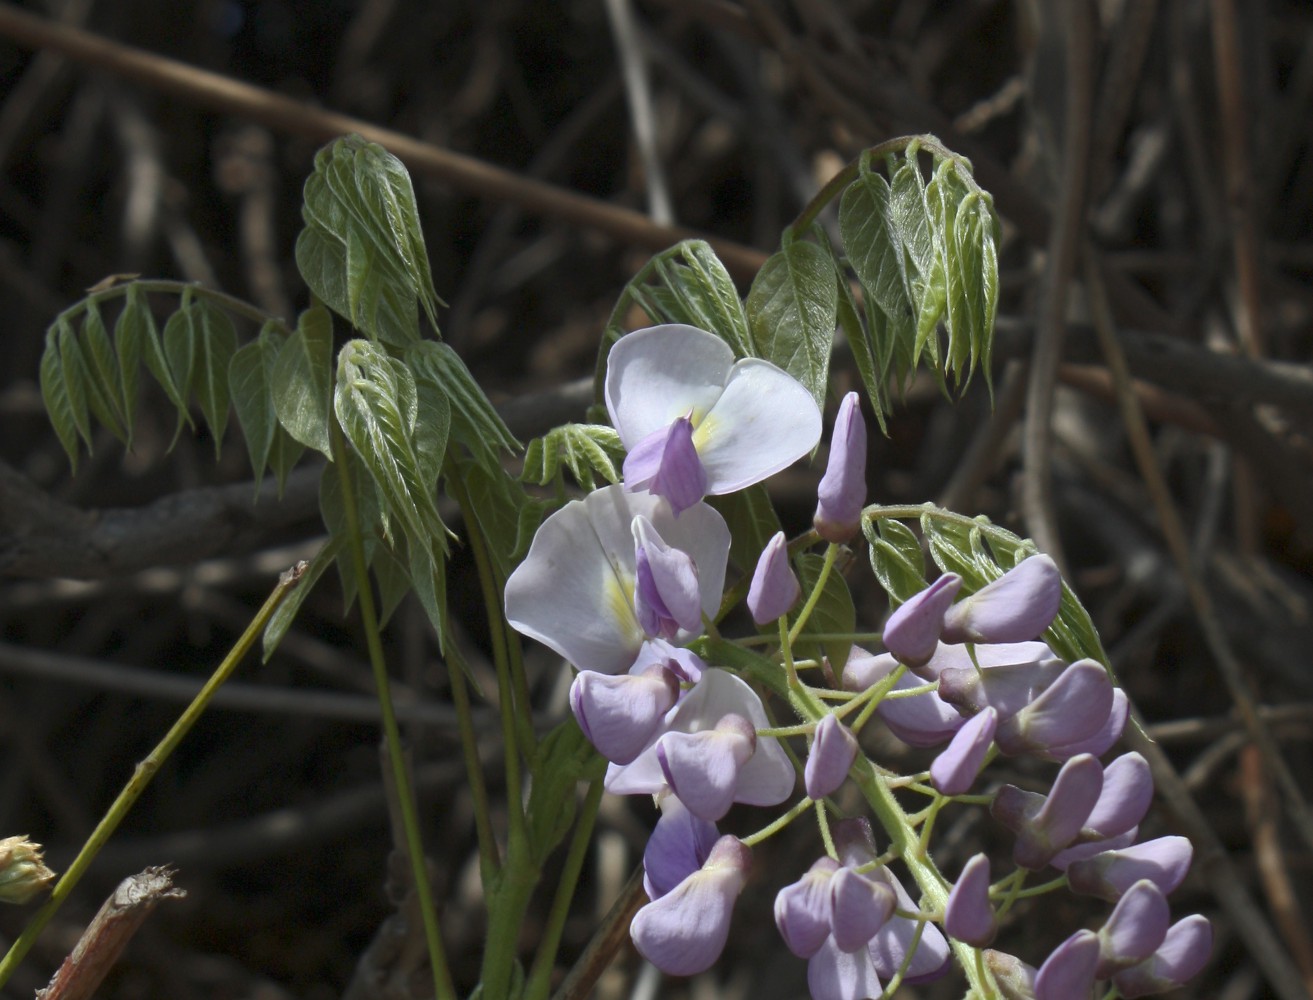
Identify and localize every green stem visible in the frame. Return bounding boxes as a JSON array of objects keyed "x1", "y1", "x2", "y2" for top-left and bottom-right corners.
[
  {"x1": 788, "y1": 543, "x2": 839, "y2": 644},
  {"x1": 0, "y1": 563, "x2": 304, "y2": 988},
  {"x1": 523, "y1": 779, "x2": 605, "y2": 1000},
  {"x1": 740, "y1": 795, "x2": 815, "y2": 848},
  {"x1": 332, "y1": 423, "x2": 456, "y2": 1000},
  {"x1": 443, "y1": 632, "x2": 501, "y2": 878}
]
